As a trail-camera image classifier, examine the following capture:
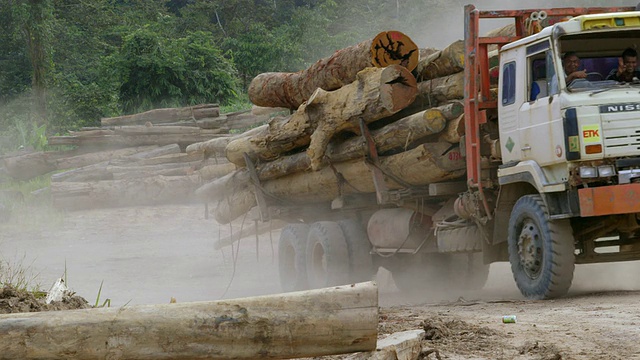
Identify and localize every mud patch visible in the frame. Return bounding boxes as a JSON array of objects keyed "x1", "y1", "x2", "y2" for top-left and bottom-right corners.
[{"x1": 0, "y1": 285, "x2": 90, "y2": 314}]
